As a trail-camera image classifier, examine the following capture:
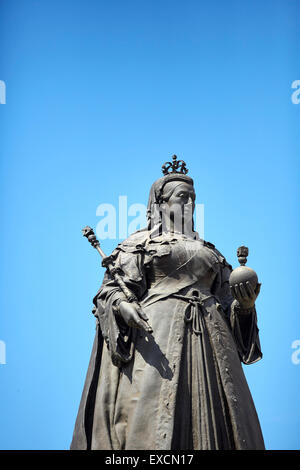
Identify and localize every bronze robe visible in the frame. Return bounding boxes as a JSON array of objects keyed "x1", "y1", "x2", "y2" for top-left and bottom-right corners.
[{"x1": 71, "y1": 230, "x2": 264, "y2": 450}]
